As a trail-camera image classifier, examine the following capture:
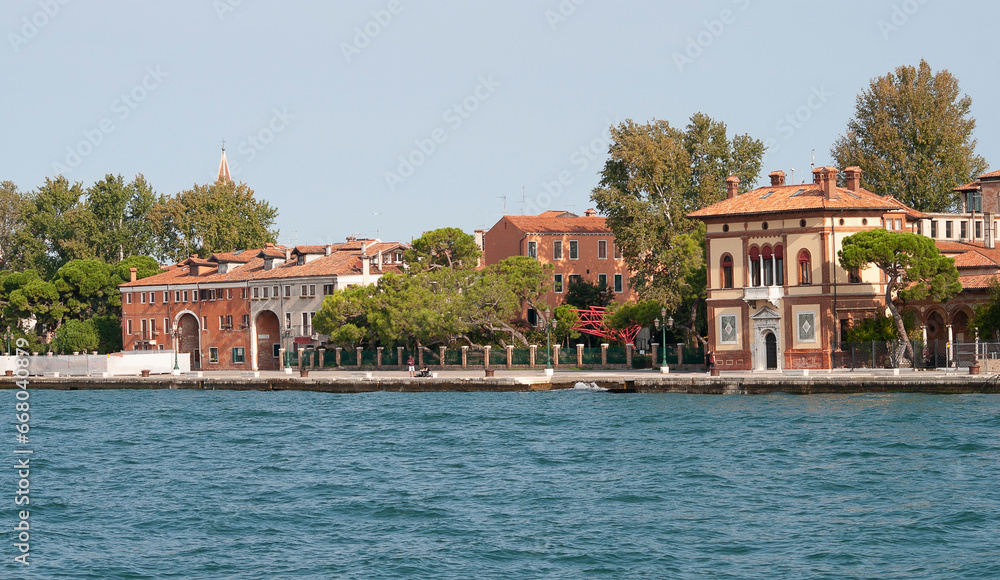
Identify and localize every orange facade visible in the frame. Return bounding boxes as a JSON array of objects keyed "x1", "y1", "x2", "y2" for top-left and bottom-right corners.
[{"x1": 483, "y1": 211, "x2": 636, "y2": 316}]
